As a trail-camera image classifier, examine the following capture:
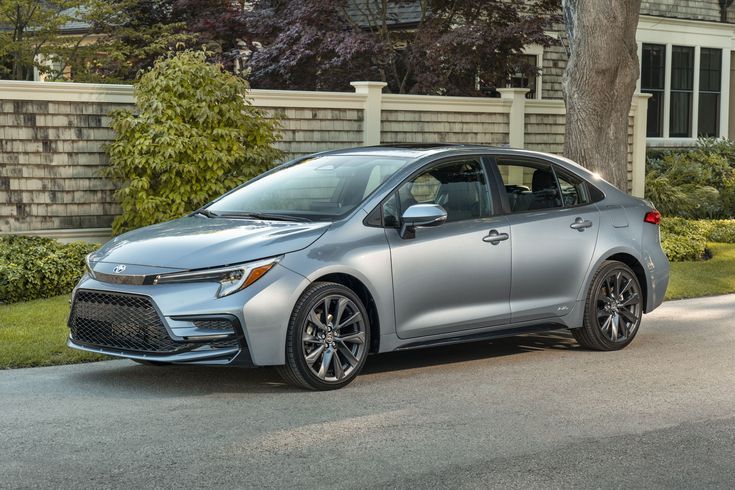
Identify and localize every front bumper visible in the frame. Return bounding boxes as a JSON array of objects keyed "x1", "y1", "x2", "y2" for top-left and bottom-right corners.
[
  {"x1": 66, "y1": 263, "x2": 310, "y2": 366},
  {"x1": 67, "y1": 288, "x2": 255, "y2": 366},
  {"x1": 67, "y1": 338, "x2": 250, "y2": 365}
]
